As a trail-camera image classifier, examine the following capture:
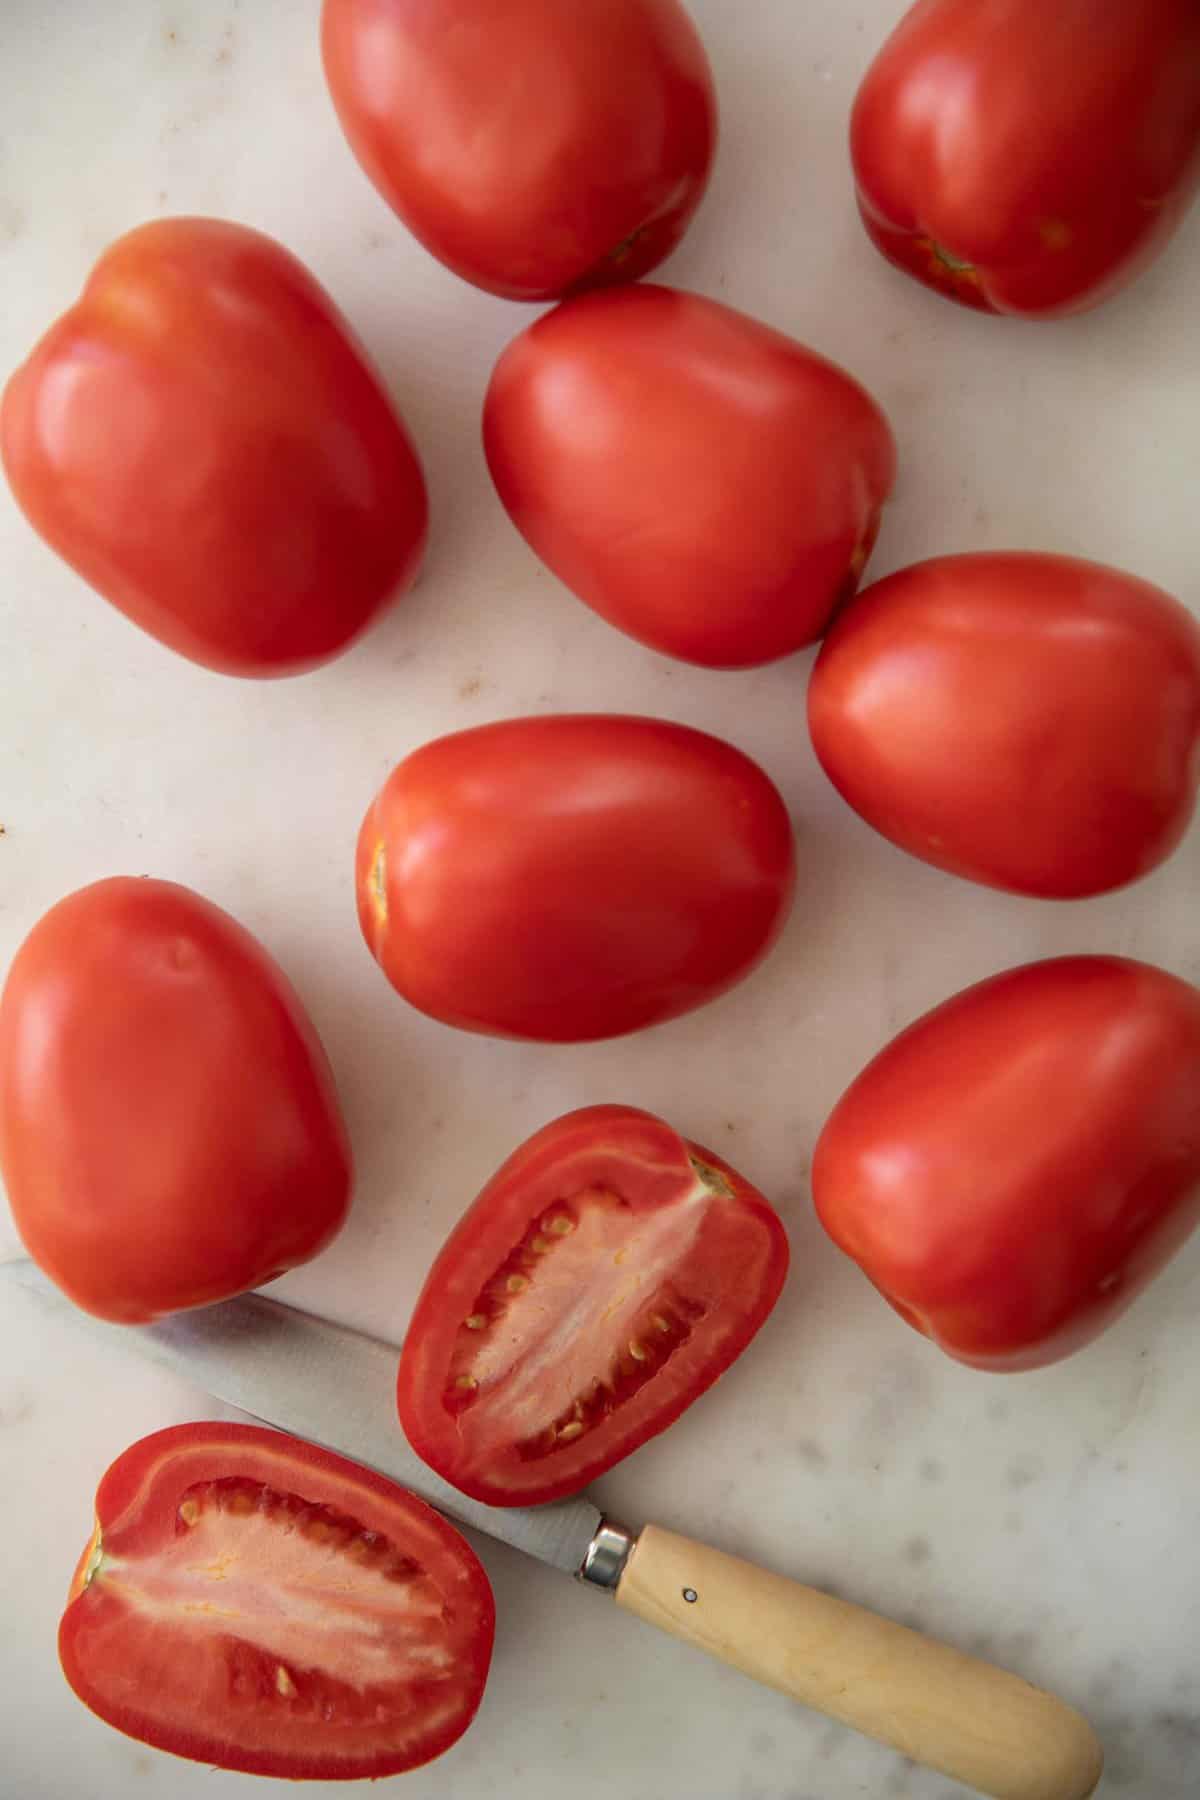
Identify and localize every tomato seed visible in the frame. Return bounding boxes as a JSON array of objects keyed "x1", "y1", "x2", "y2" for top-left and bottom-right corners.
[
  {"x1": 275, "y1": 1665, "x2": 297, "y2": 1698},
  {"x1": 530, "y1": 1235, "x2": 550, "y2": 1254},
  {"x1": 455, "y1": 1375, "x2": 478, "y2": 1390},
  {"x1": 558, "y1": 1421, "x2": 585, "y2": 1441},
  {"x1": 178, "y1": 1500, "x2": 200, "y2": 1527},
  {"x1": 506, "y1": 1274, "x2": 529, "y2": 1294},
  {"x1": 628, "y1": 1340, "x2": 647, "y2": 1362},
  {"x1": 651, "y1": 1313, "x2": 671, "y2": 1333},
  {"x1": 545, "y1": 1214, "x2": 575, "y2": 1236},
  {"x1": 464, "y1": 1313, "x2": 487, "y2": 1330}
]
